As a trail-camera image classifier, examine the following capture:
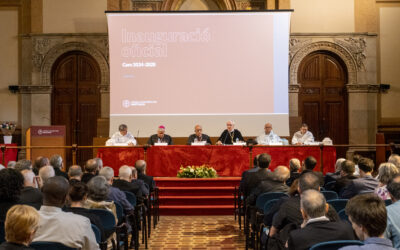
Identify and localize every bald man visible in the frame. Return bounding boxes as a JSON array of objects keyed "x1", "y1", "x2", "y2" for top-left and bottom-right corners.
[
  {"x1": 187, "y1": 125, "x2": 212, "y2": 145},
  {"x1": 256, "y1": 123, "x2": 282, "y2": 145},
  {"x1": 147, "y1": 125, "x2": 173, "y2": 145}
]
